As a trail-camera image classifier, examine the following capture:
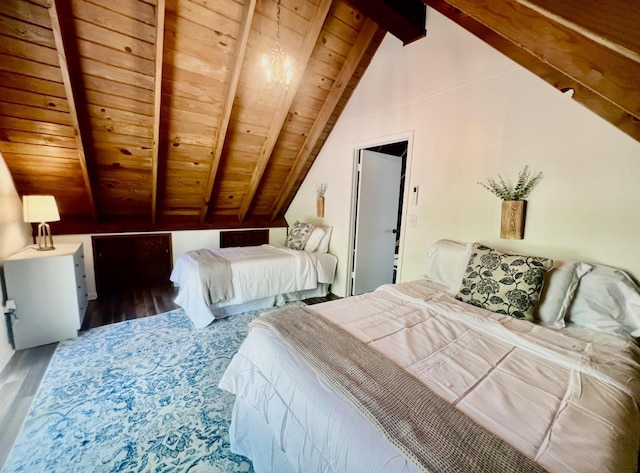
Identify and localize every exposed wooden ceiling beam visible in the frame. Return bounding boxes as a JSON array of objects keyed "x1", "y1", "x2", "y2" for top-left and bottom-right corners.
[
  {"x1": 422, "y1": 0, "x2": 640, "y2": 142},
  {"x1": 344, "y1": 0, "x2": 426, "y2": 45},
  {"x1": 48, "y1": 0, "x2": 98, "y2": 222},
  {"x1": 200, "y1": 0, "x2": 257, "y2": 224},
  {"x1": 238, "y1": 0, "x2": 334, "y2": 222},
  {"x1": 150, "y1": 0, "x2": 166, "y2": 225},
  {"x1": 270, "y1": 19, "x2": 380, "y2": 220}
]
